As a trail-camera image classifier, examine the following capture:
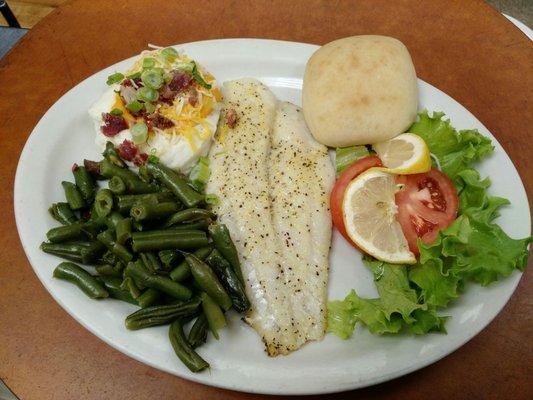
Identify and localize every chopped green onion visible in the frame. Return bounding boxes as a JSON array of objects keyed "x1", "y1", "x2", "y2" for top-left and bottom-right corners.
[
  {"x1": 126, "y1": 100, "x2": 143, "y2": 113},
  {"x1": 144, "y1": 102, "x2": 156, "y2": 114},
  {"x1": 152, "y1": 67, "x2": 165, "y2": 76},
  {"x1": 161, "y1": 47, "x2": 179, "y2": 60},
  {"x1": 131, "y1": 122, "x2": 148, "y2": 144},
  {"x1": 191, "y1": 62, "x2": 211, "y2": 89},
  {"x1": 106, "y1": 72, "x2": 124, "y2": 85},
  {"x1": 205, "y1": 193, "x2": 219, "y2": 205},
  {"x1": 126, "y1": 71, "x2": 142, "y2": 80},
  {"x1": 141, "y1": 69, "x2": 164, "y2": 89},
  {"x1": 188, "y1": 156, "x2": 210, "y2": 192},
  {"x1": 110, "y1": 108, "x2": 123, "y2": 116},
  {"x1": 148, "y1": 154, "x2": 159, "y2": 164},
  {"x1": 335, "y1": 145, "x2": 370, "y2": 174},
  {"x1": 137, "y1": 87, "x2": 159, "y2": 102},
  {"x1": 142, "y1": 57, "x2": 155, "y2": 68},
  {"x1": 173, "y1": 62, "x2": 194, "y2": 73}
]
